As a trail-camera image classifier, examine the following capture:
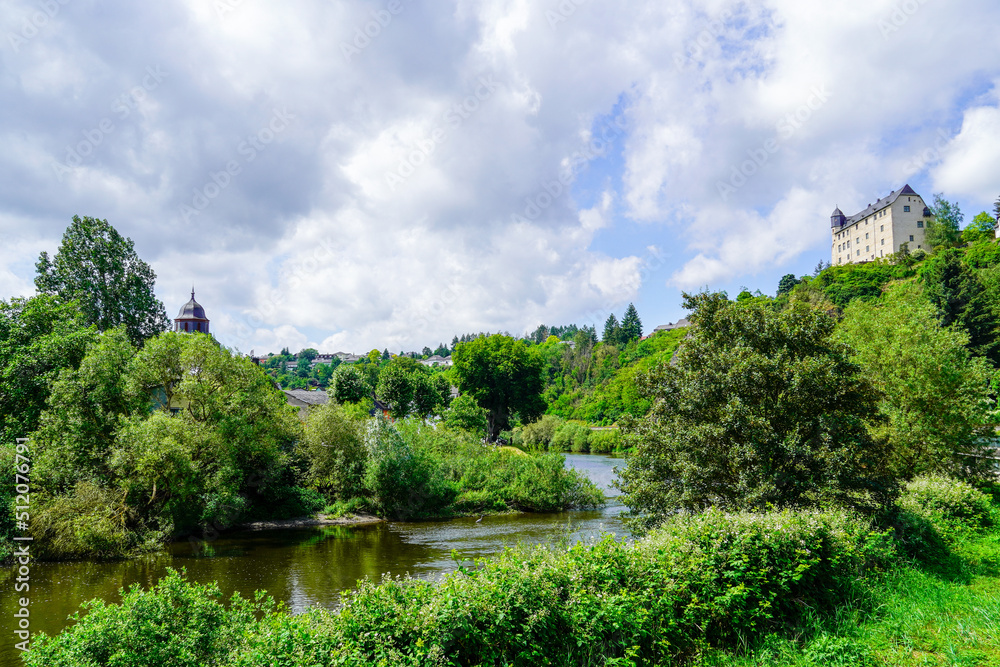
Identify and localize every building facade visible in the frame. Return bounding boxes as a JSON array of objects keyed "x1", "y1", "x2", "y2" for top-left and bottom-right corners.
[{"x1": 831, "y1": 184, "x2": 933, "y2": 265}]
